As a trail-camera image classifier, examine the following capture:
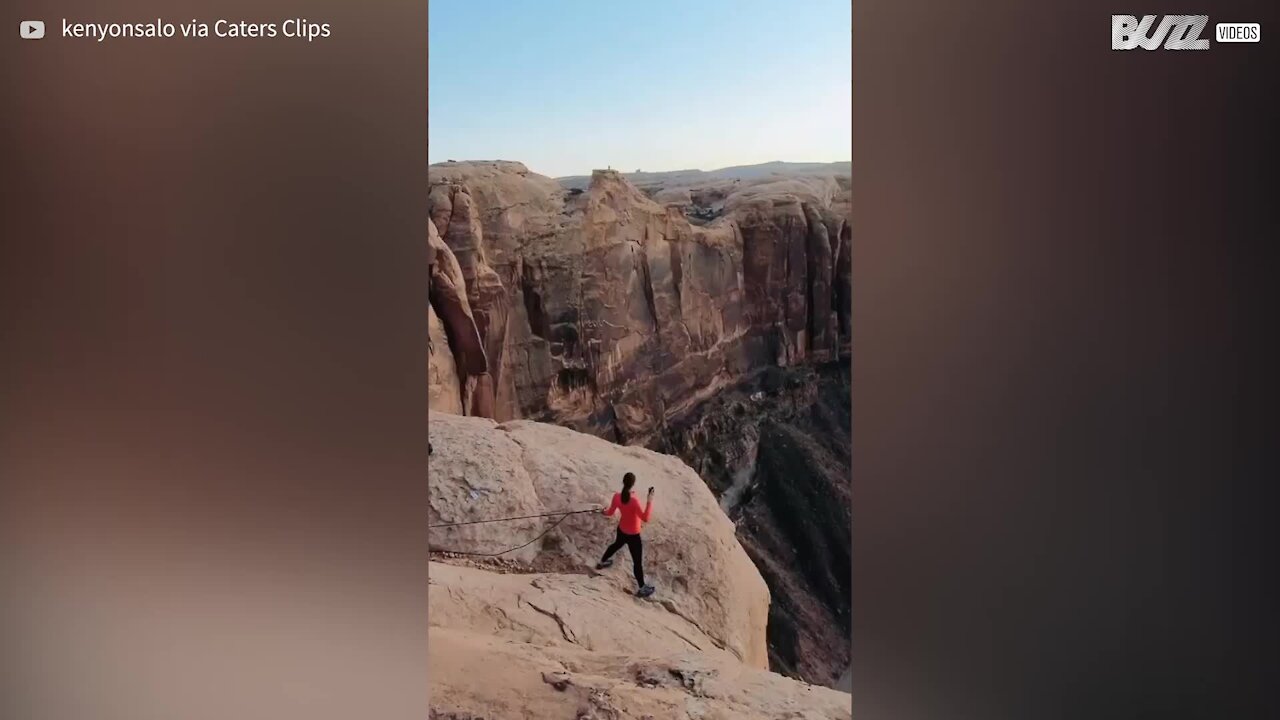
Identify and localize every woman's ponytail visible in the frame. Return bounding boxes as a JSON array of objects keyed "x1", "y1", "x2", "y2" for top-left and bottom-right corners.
[{"x1": 621, "y1": 472, "x2": 636, "y2": 504}]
